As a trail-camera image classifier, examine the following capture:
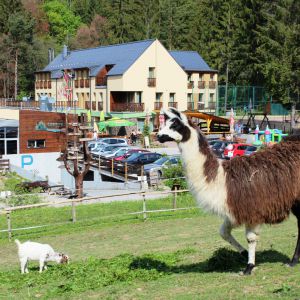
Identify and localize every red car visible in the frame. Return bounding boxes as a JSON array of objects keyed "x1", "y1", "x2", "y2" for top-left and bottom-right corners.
[
  {"x1": 114, "y1": 148, "x2": 150, "y2": 161},
  {"x1": 223, "y1": 143, "x2": 250, "y2": 159}
]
